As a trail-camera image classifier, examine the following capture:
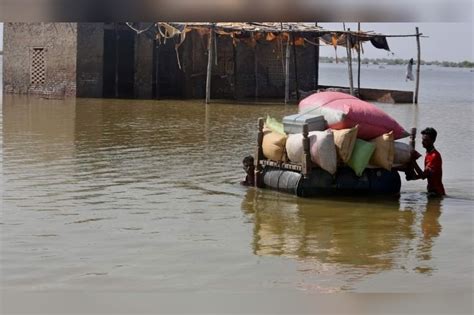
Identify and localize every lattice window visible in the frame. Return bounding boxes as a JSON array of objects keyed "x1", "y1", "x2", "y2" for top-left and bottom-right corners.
[{"x1": 30, "y1": 48, "x2": 46, "y2": 85}]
